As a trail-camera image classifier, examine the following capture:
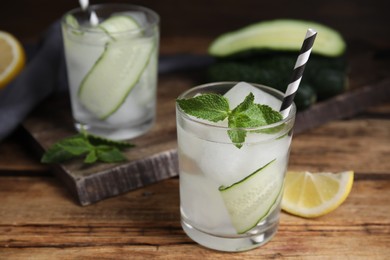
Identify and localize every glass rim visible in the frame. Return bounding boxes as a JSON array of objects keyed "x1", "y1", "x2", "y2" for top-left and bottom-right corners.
[
  {"x1": 61, "y1": 3, "x2": 160, "y2": 34},
  {"x1": 176, "y1": 81, "x2": 296, "y2": 131}
]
